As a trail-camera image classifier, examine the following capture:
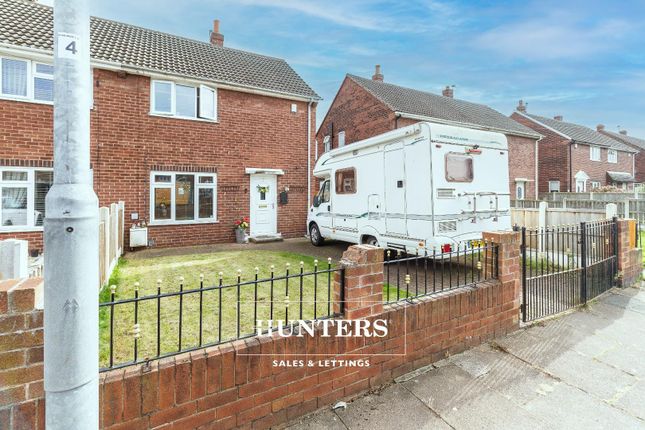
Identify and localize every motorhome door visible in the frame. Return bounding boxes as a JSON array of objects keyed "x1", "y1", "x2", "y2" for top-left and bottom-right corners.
[{"x1": 383, "y1": 143, "x2": 407, "y2": 235}]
